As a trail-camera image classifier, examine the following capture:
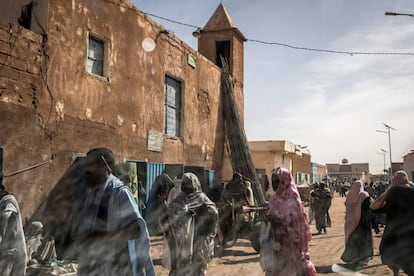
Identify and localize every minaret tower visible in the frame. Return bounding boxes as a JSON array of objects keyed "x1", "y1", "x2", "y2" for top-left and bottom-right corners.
[{"x1": 196, "y1": 3, "x2": 247, "y2": 118}]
